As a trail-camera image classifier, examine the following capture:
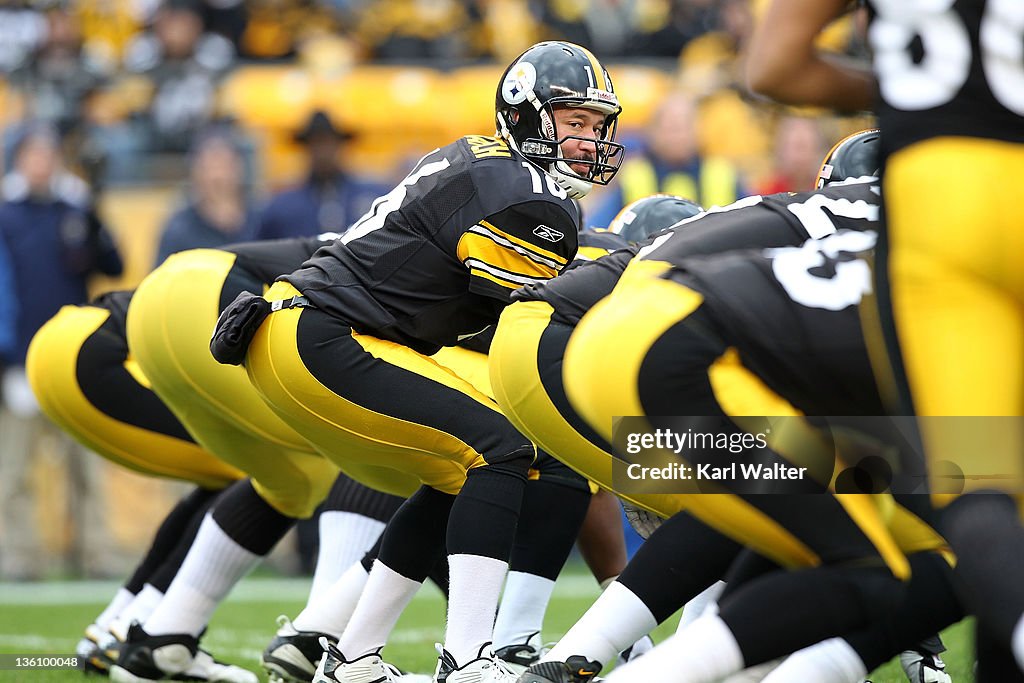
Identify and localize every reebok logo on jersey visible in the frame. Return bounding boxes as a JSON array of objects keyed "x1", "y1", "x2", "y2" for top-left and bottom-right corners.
[{"x1": 533, "y1": 225, "x2": 564, "y2": 242}]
